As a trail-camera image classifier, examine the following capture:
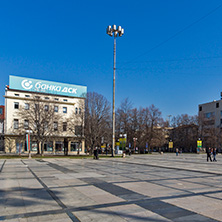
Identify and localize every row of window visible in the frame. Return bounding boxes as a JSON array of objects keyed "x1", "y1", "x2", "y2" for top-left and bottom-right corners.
[
  {"x1": 14, "y1": 93, "x2": 68, "y2": 102},
  {"x1": 13, "y1": 119, "x2": 82, "y2": 135},
  {"x1": 29, "y1": 141, "x2": 82, "y2": 152},
  {"x1": 14, "y1": 119, "x2": 68, "y2": 131},
  {"x1": 199, "y1": 103, "x2": 220, "y2": 112},
  {"x1": 14, "y1": 102, "x2": 81, "y2": 114}
]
